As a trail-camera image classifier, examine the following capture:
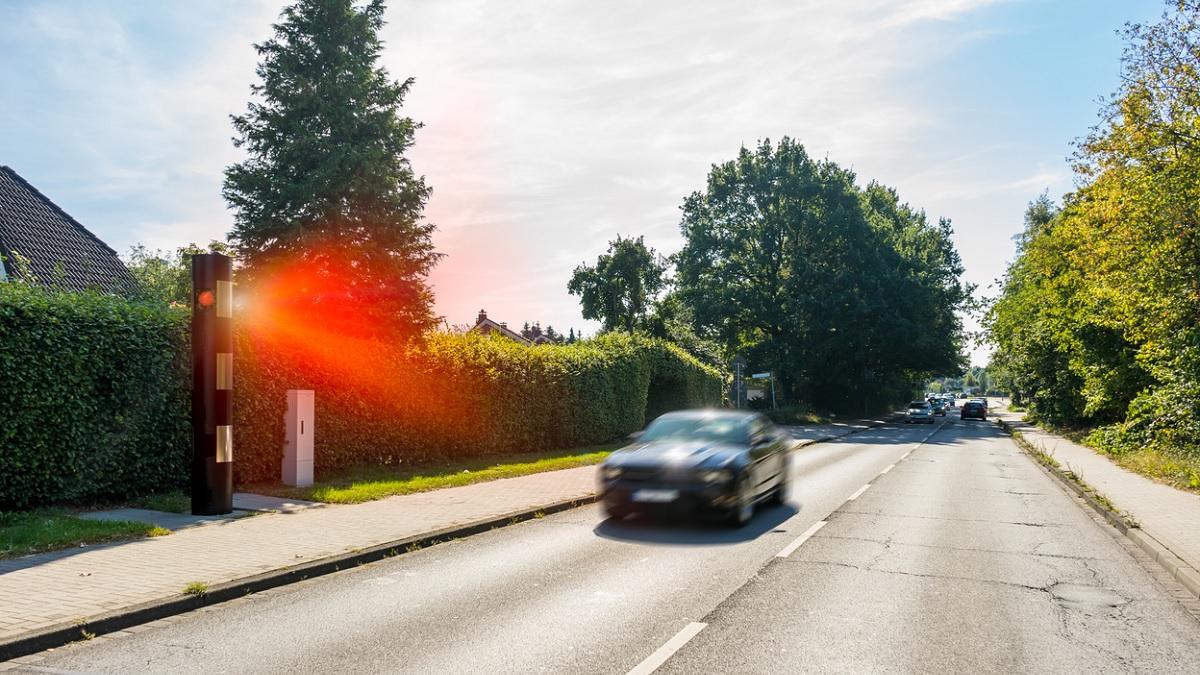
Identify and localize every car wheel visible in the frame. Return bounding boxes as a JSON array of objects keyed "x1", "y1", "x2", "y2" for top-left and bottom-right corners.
[
  {"x1": 728, "y1": 476, "x2": 754, "y2": 527},
  {"x1": 766, "y1": 466, "x2": 789, "y2": 506},
  {"x1": 602, "y1": 502, "x2": 631, "y2": 521}
]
